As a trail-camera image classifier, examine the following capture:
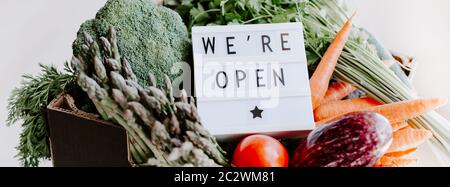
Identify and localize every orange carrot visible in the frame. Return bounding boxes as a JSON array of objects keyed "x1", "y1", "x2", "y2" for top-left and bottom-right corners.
[
  {"x1": 319, "y1": 81, "x2": 357, "y2": 106},
  {"x1": 367, "y1": 98, "x2": 447, "y2": 124},
  {"x1": 392, "y1": 121, "x2": 409, "y2": 132},
  {"x1": 314, "y1": 97, "x2": 381, "y2": 122},
  {"x1": 384, "y1": 148, "x2": 417, "y2": 158},
  {"x1": 310, "y1": 14, "x2": 354, "y2": 110},
  {"x1": 374, "y1": 156, "x2": 417, "y2": 167},
  {"x1": 387, "y1": 127, "x2": 432, "y2": 153},
  {"x1": 317, "y1": 98, "x2": 447, "y2": 125}
]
